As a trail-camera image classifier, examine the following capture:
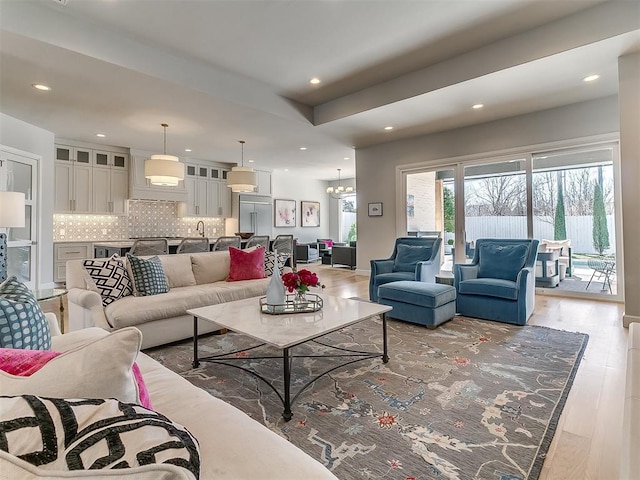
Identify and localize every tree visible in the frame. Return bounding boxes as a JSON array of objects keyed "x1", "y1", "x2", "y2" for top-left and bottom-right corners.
[
  {"x1": 443, "y1": 186, "x2": 454, "y2": 232},
  {"x1": 554, "y1": 171, "x2": 567, "y2": 240},
  {"x1": 592, "y1": 177, "x2": 610, "y2": 255},
  {"x1": 347, "y1": 222, "x2": 357, "y2": 243},
  {"x1": 465, "y1": 175, "x2": 525, "y2": 216}
]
